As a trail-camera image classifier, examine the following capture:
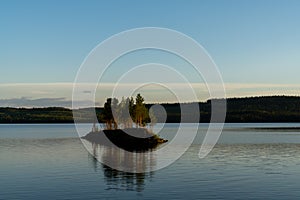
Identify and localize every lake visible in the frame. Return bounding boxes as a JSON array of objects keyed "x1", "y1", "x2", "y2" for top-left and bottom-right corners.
[{"x1": 1, "y1": 123, "x2": 300, "y2": 199}]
